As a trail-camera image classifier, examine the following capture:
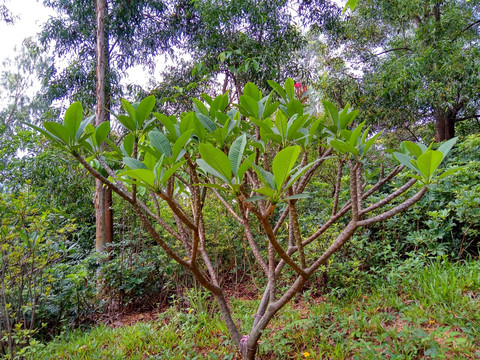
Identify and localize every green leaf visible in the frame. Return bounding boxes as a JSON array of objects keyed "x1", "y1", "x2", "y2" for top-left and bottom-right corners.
[
  {"x1": 438, "y1": 166, "x2": 467, "y2": 180},
  {"x1": 322, "y1": 101, "x2": 339, "y2": 130},
  {"x1": 153, "y1": 156, "x2": 164, "y2": 181},
  {"x1": 76, "y1": 115, "x2": 94, "y2": 140},
  {"x1": 329, "y1": 139, "x2": 358, "y2": 155},
  {"x1": 361, "y1": 131, "x2": 382, "y2": 158},
  {"x1": 78, "y1": 123, "x2": 95, "y2": 144},
  {"x1": 123, "y1": 157, "x2": 147, "y2": 170},
  {"x1": 192, "y1": 182, "x2": 226, "y2": 190},
  {"x1": 416, "y1": 150, "x2": 443, "y2": 181},
  {"x1": 243, "y1": 82, "x2": 261, "y2": 101},
  {"x1": 210, "y1": 93, "x2": 229, "y2": 115},
  {"x1": 23, "y1": 122, "x2": 68, "y2": 151},
  {"x1": 136, "y1": 95, "x2": 155, "y2": 128},
  {"x1": 44, "y1": 122, "x2": 71, "y2": 144},
  {"x1": 95, "y1": 121, "x2": 110, "y2": 149},
  {"x1": 403, "y1": 141, "x2": 423, "y2": 157},
  {"x1": 284, "y1": 78, "x2": 295, "y2": 101},
  {"x1": 339, "y1": 107, "x2": 358, "y2": 130},
  {"x1": 105, "y1": 138, "x2": 122, "y2": 155},
  {"x1": 263, "y1": 101, "x2": 279, "y2": 120},
  {"x1": 237, "y1": 153, "x2": 254, "y2": 183},
  {"x1": 343, "y1": 0, "x2": 358, "y2": 13},
  {"x1": 251, "y1": 163, "x2": 276, "y2": 189},
  {"x1": 192, "y1": 98, "x2": 209, "y2": 116},
  {"x1": 180, "y1": 112, "x2": 197, "y2": 134},
  {"x1": 63, "y1": 102, "x2": 83, "y2": 139},
  {"x1": 121, "y1": 99, "x2": 137, "y2": 124},
  {"x1": 286, "y1": 99, "x2": 303, "y2": 117},
  {"x1": 229, "y1": 134, "x2": 247, "y2": 177},
  {"x1": 264, "y1": 133, "x2": 283, "y2": 144},
  {"x1": 121, "y1": 134, "x2": 134, "y2": 157},
  {"x1": 282, "y1": 193, "x2": 311, "y2": 201},
  {"x1": 149, "y1": 131, "x2": 171, "y2": 157},
  {"x1": 393, "y1": 152, "x2": 418, "y2": 173},
  {"x1": 267, "y1": 80, "x2": 287, "y2": 102},
  {"x1": 272, "y1": 146, "x2": 301, "y2": 190},
  {"x1": 239, "y1": 95, "x2": 259, "y2": 118},
  {"x1": 285, "y1": 162, "x2": 316, "y2": 190},
  {"x1": 199, "y1": 143, "x2": 232, "y2": 183},
  {"x1": 117, "y1": 115, "x2": 136, "y2": 132},
  {"x1": 196, "y1": 159, "x2": 229, "y2": 183},
  {"x1": 253, "y1": 186, "x2": 276, "y2": 199},
  {"x1": 196, "y1": 113, "x2": 218, "y2": 132},
  {"x1": 287, "y1": 114, "x2": 308, "y2": 141},
  {"x1": 246, "y1": 195, "x2": 268, "y2": 202},
  {"x1": 437, "y1": 137, "x2": 458, "y2": 156},
  {"x1": 275, "y1": 111, "x2": 288, "y2": 139},
  {"x1": 349, "y1": 121, "x2": 365, "y2": 147},
  {"x1": 154, "y1": 112, "x2": 177, "y2": 136},
  {"x1": 143, "y1": 151, "x2": 157, "y2": 170},
  {"x1": 123, "y1": 169, "x2": 154, "y2": 187},
  {"x1": 172, "y1": 129, "x2": 193, "y2": 161},
  {"x1": 161, "y1": 161, "x2": 185, "y2": 186}
]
